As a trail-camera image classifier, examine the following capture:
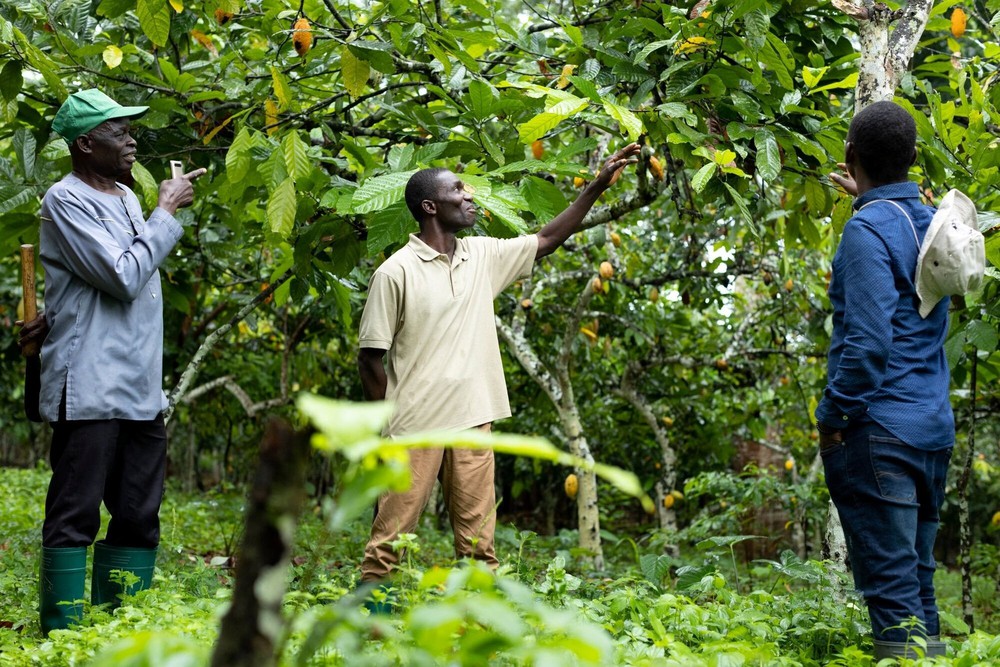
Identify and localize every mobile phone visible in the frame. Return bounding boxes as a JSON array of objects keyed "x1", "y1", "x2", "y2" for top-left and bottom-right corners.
[{"x1": 170, "y1": 160, "x2": 184, "y2": 179}]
